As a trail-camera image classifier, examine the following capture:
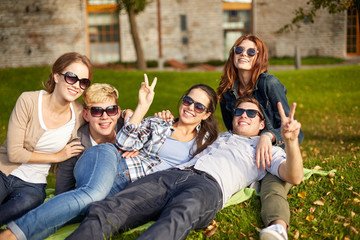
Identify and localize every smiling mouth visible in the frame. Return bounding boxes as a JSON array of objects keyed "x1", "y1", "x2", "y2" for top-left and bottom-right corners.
[
  {"x1": 99, "y1": 122, "x2": 111, "y2": 128},
  {"x1": 238, "y1": 58, "x2": 249, "y2": 63},
  {"x1": 238, "y1": 121, "x2": 249, "y2": 125},
  {"x1": 68, "y1": 88, "x2": 78, "y2": 95},
  {"x1": 184, "y1": 110, "x2": 195, "y2": 117}
]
